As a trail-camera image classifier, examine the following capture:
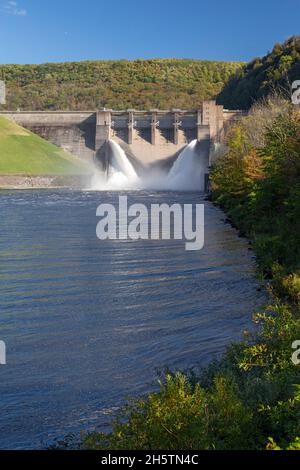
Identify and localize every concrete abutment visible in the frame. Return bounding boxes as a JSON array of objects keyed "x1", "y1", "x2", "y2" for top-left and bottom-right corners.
[{"x1": 0, "y1": 101, "x2": 245, "y2": 170}]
